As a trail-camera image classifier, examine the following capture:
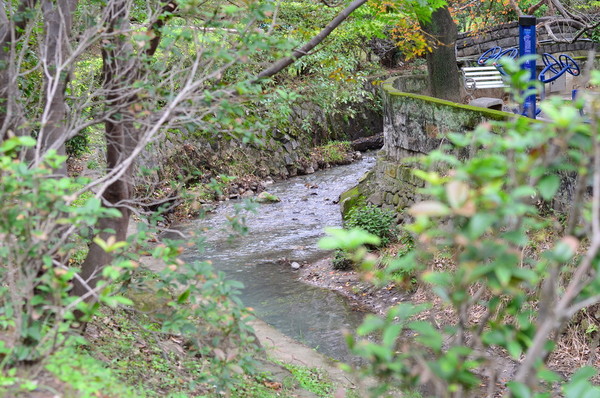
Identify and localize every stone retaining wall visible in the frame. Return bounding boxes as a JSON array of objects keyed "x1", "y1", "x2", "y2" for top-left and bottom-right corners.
[
  {"x1": 358, "y1": 76, "x2": 511, "y2": 221},
  {"x1": 138, "y1": 91, "x2": 383, "y2": 188},
  {"x1": 346, "y1": 75, "x2": 585, "y2": 221},
  {"x1": 347, "y1": 75, "x2": 521, "y2": 222},
  {"x1": 456, "y1": 19, "x2": 599, "y2": 59}
]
